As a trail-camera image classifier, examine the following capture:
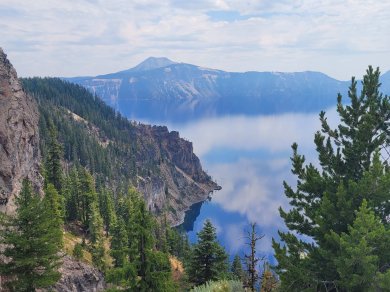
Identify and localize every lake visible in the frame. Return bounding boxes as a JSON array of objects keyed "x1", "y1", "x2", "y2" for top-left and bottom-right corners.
[{"x1": 148, "y1": 108, "x2": 339, "y2": 262}]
